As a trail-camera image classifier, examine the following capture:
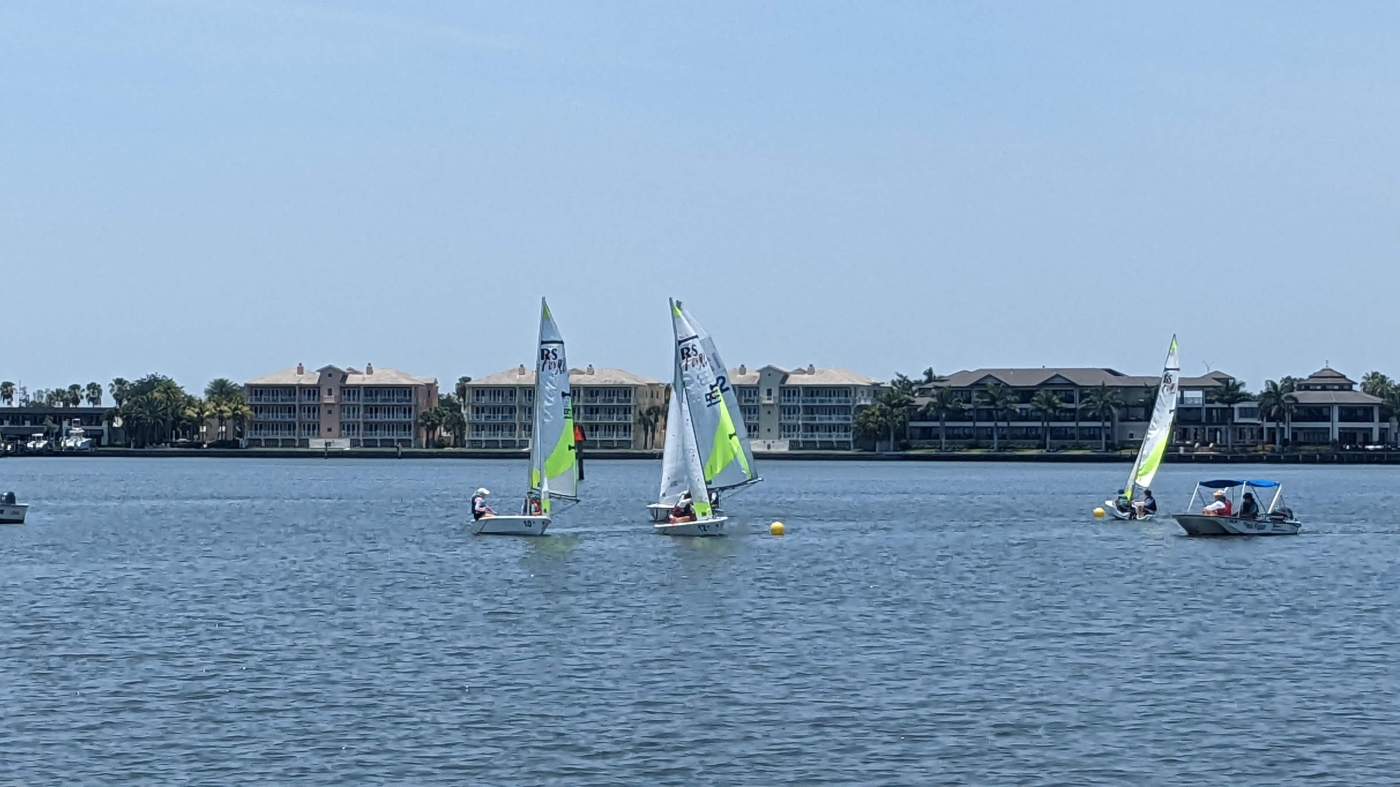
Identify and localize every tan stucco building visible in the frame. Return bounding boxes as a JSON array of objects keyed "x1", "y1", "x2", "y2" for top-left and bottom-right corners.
[
  {"x1": 464, "y1": 364, "x2": 666, "y2": 449},
  {"x1": 245, "y1": 363, "x2": 439, "y2": 448}
]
